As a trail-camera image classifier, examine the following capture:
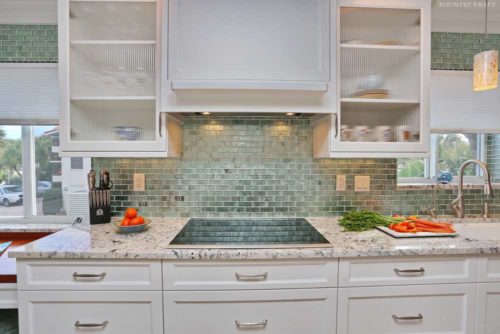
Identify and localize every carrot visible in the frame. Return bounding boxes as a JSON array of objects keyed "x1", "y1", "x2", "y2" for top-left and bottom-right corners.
[
  {"x1": 413, "y1": 219, "x2": 453, "y2": 228},
  {"x1": 389, "y1": 220, "x2": 455, "y2": 234},
  {"x1": 415, "y1": 227, "x2": 456, "y2": 233}
]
